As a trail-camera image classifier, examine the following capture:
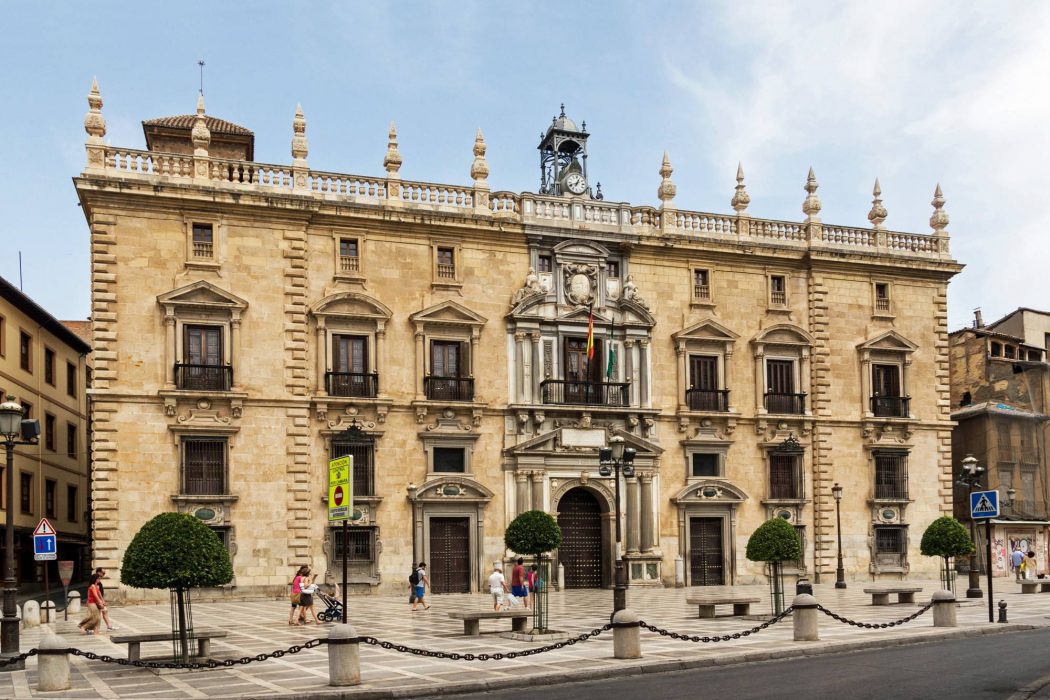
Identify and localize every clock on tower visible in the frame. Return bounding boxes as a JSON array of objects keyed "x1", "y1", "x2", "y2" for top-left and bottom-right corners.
[{"x1": 538, "y1": 104, "x2": 594, "y2": 198}]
